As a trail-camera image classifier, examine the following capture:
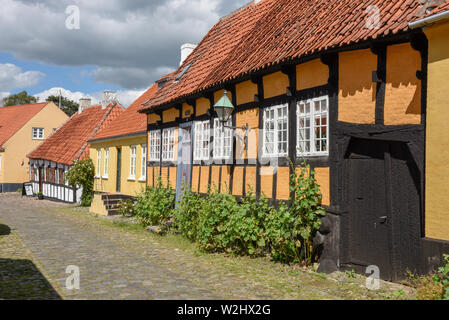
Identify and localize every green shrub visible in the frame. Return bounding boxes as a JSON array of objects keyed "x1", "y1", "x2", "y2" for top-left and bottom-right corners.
[
  {"x1": 433, "y1": 254, "x2": 449, "y2": 300},
  {"x1": 17, "y1": 188, "x2": 23, "y2": 194},
  {"x1": 196, "y1": 190, "x2": 239, "y2": 252},
  {"x1": 134, "y1": 177, "x2": 175, "y2": 226},
  {"x1": 174, "y1": 184, "x2": 204, "y2": 241},
  {"x1": 416, "y1": 275, "x2": 444, "y2": 300},
  {"x1": 65, "y1": 159, "x2": 95, "y2": 206},
  {"x1": 117, "y1": 199, "x2": 135, "y2": 217},
  {"x1": 223, "y1": 191, "x2": 271, "y2": 256}
]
